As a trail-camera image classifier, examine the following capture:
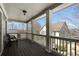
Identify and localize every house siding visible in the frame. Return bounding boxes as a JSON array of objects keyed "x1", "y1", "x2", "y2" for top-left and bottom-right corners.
[{"x1": 59, "y1": 23, "x2": 70, "y2": 38}]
